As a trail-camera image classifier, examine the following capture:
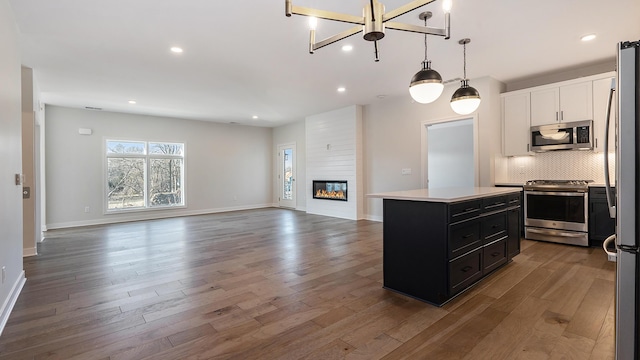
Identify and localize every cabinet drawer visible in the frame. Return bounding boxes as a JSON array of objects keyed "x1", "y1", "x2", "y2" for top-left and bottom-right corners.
[
  {"x1": 482, "y1": 212, "x2": 507, "y2": 244},
  {"x1": 449, "y1": 249, "x2": 483, "y2": 296},
  {"x1": 507, "y1": 193, "x2": 521, "y2": 207},
  {"x1": 450, "y1": 200, "x2": 481, "y2": 223},
  {"x1": 482, "y1": 196, "x2": 507, "y2": 212},
  {"x1": 483, "y1": 238, "x2": 507, "y2": 274},
  {"x1": 449, "y1": 220, "x2": 482, "y2": 259}
]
